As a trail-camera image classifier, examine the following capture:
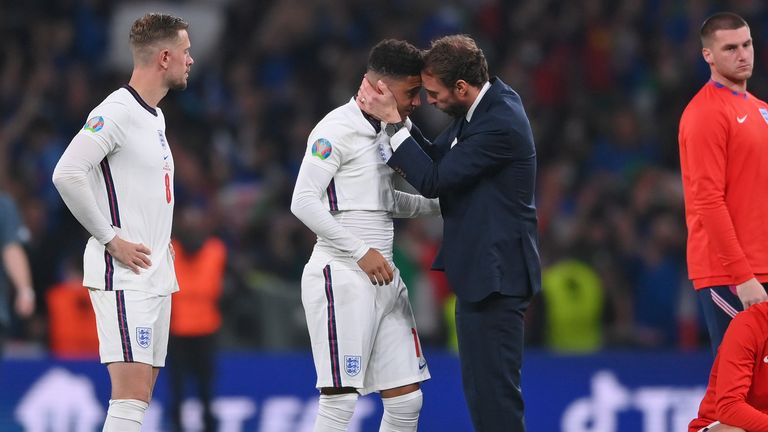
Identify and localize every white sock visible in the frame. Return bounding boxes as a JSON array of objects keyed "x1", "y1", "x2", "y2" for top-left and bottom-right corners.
[
  {"x1": 379, "y1": 389, "x2": 423, "y2": 432},
  {"x1": 102, "y1": 399, "x2": 148, "y2": 432},
  {"x1": 314, "y1": 393, "x2": 358, "y2": 431}
]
